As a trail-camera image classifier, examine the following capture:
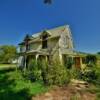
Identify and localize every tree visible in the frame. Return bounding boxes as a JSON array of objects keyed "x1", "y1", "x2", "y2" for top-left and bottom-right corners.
[
  {"x1": 97, "y1": 52, "x2": 100, "y2": 55},
  {"x1": 0, "y1": 45, "x2": 17, "y2": 64},
  {"x1": 85, "y1": 55, "x2": 97, "y2": 67}
]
